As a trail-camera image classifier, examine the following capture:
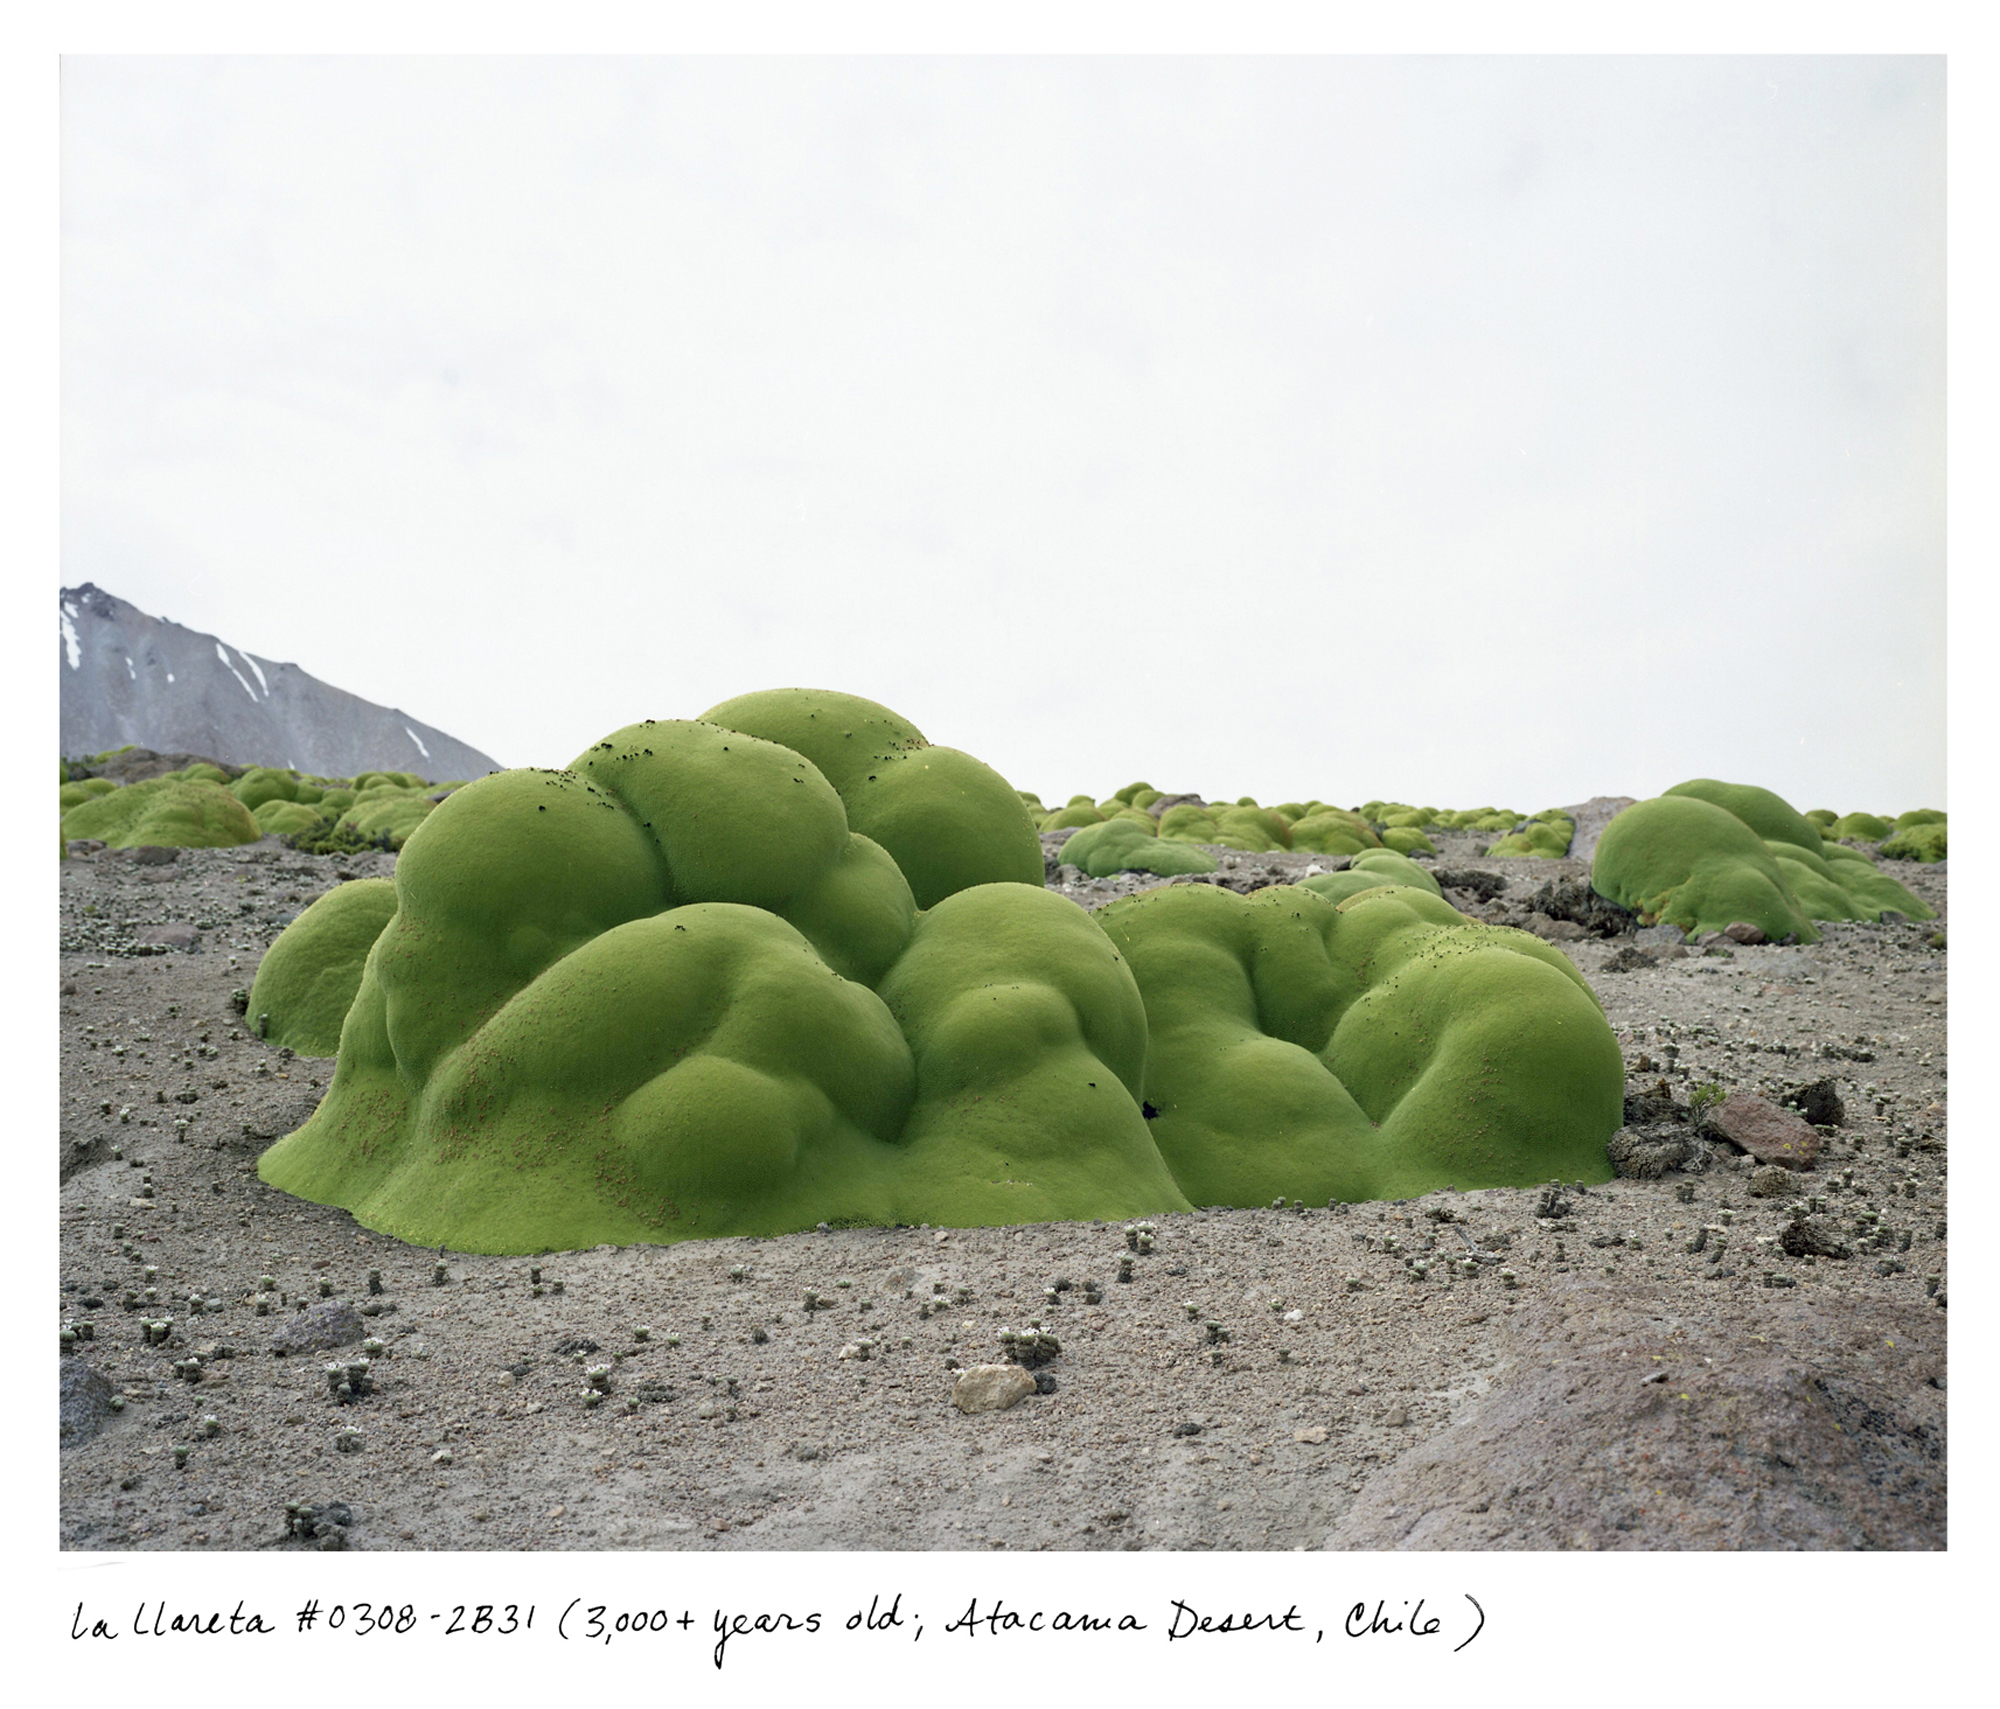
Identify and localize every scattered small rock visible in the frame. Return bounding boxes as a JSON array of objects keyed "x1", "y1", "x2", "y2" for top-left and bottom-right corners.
[
  {"x1": 1606, "y1": 1127, "x2": 1696, "y2": 1180},
  {"x1": 1600, "y1": 945, "x2": 1658, "y2": 974},
  {"x1": 1781, "y1": 1078, "x2": 1846, "y2": 1129},
  {"x1": 1711, "y1": 1093, "x2": 1821, "y2": 1170},
  {"x1": 951, "y1": 1364, "x2": 1038, "y2": 1414},
  {"x1": 270, "y1": 1301, "x2": 366, "y2": 1358},
  {"x1": 1747, "y1": 1165, "x2": 1797, "y2": 1199},
  {"x1": 60, "y1": 1360, "x2": 118, "y2": 1447},
  {"x1": 1779, "y1": 1216, "x2": 1852, "y2": 1260}
]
